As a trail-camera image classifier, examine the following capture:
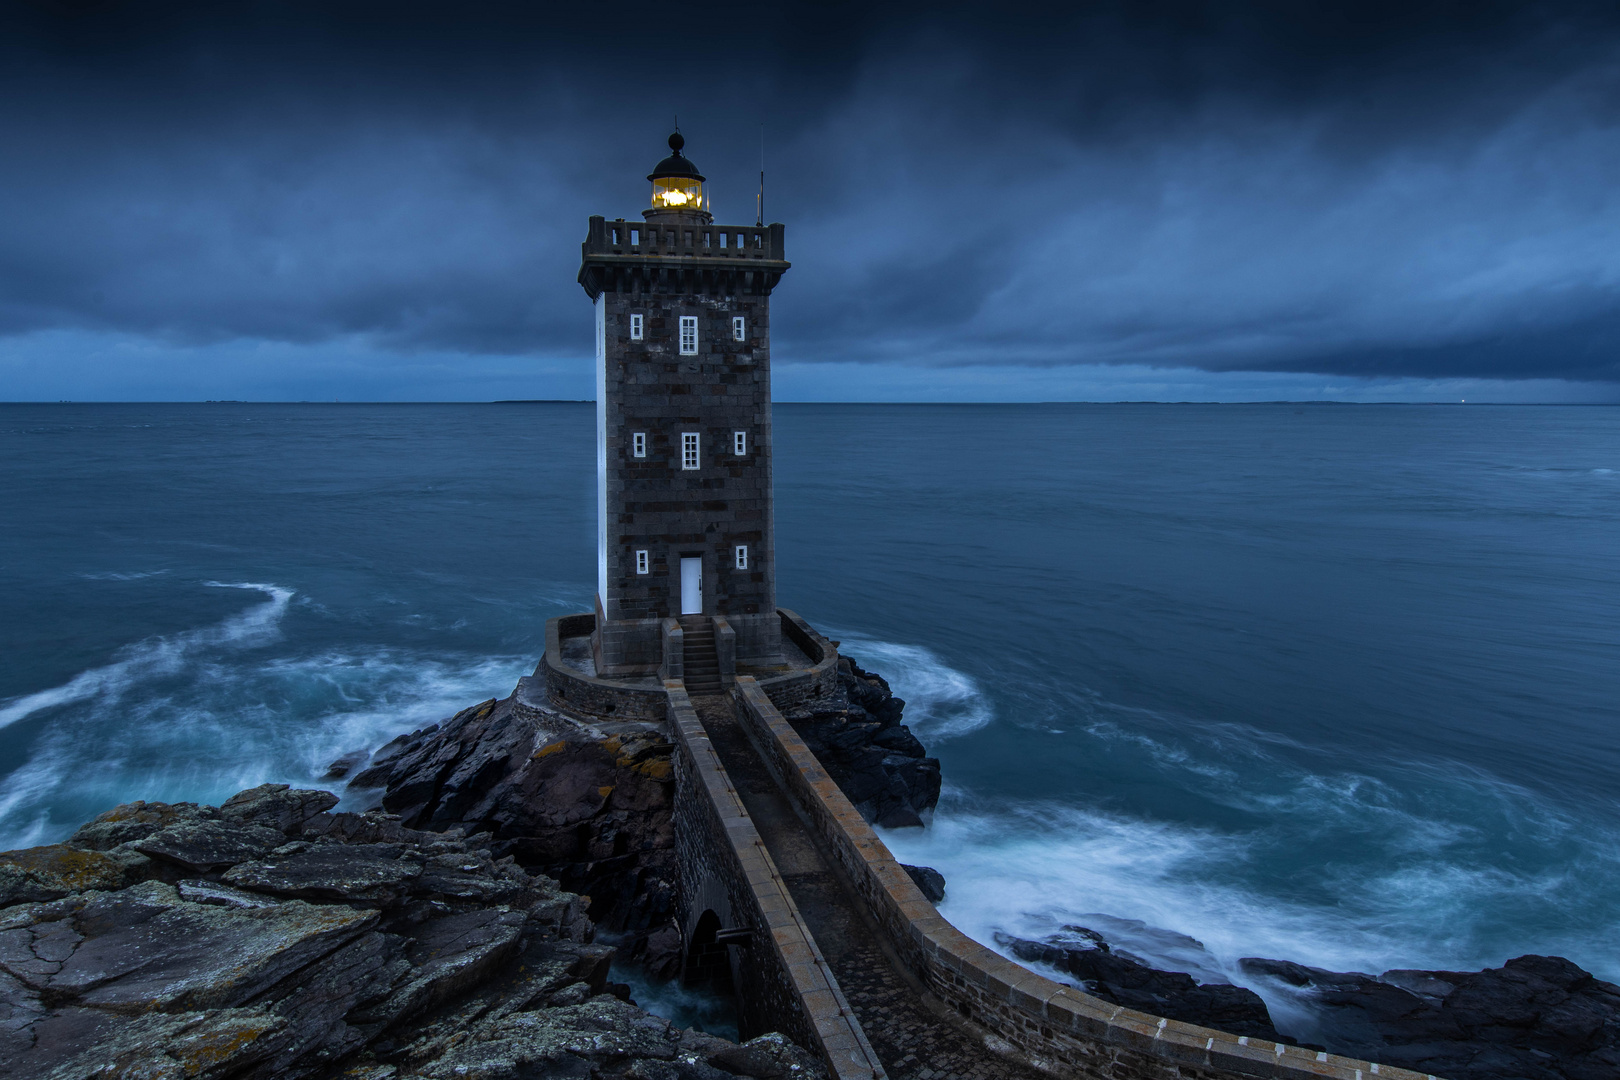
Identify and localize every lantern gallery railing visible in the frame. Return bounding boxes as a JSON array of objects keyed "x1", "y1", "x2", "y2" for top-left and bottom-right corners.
[{"x1": 584, "y1": 218, "x2": 784, "y2": 262}]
